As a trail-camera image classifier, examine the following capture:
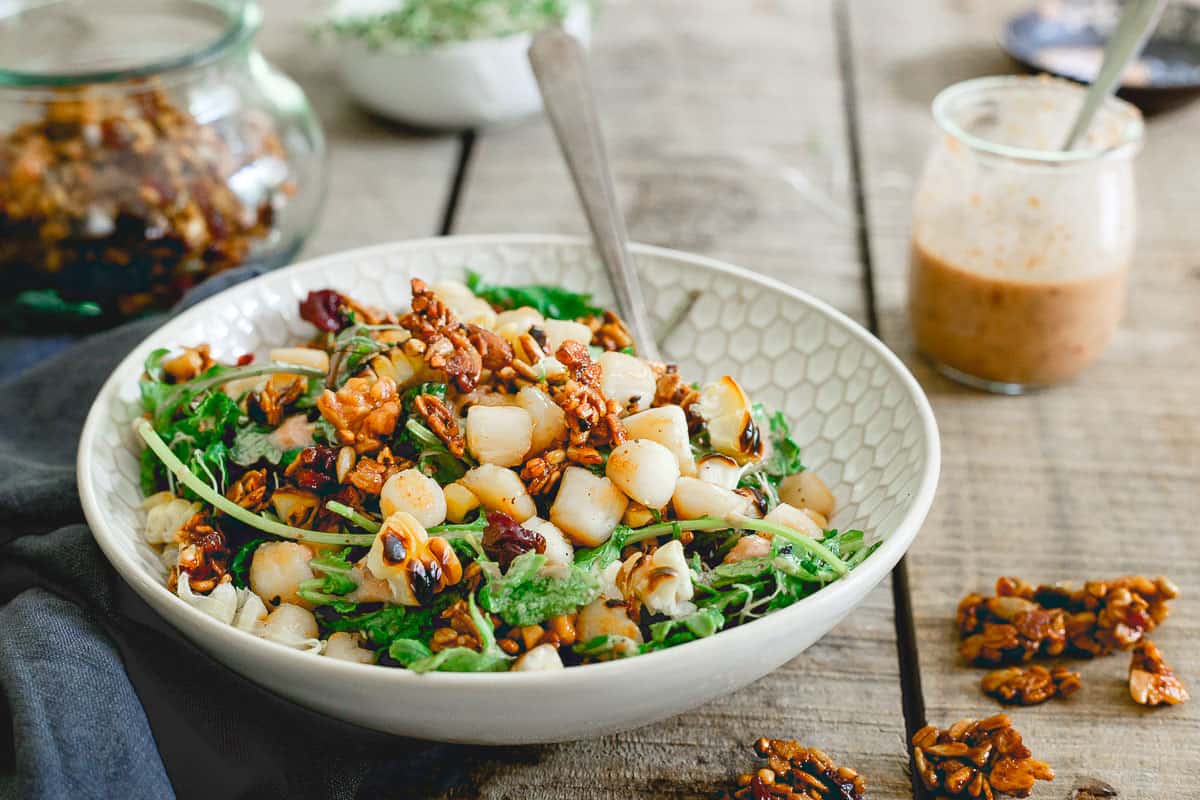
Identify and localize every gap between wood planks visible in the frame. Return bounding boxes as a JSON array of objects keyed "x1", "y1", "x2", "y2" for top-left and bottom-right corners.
[
  {"x1": 439, "y1": 9, "x2": 929, "y2": 789},
  {"x1": 833, "y1": 1, "x2": 928, "y2": 796}
]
